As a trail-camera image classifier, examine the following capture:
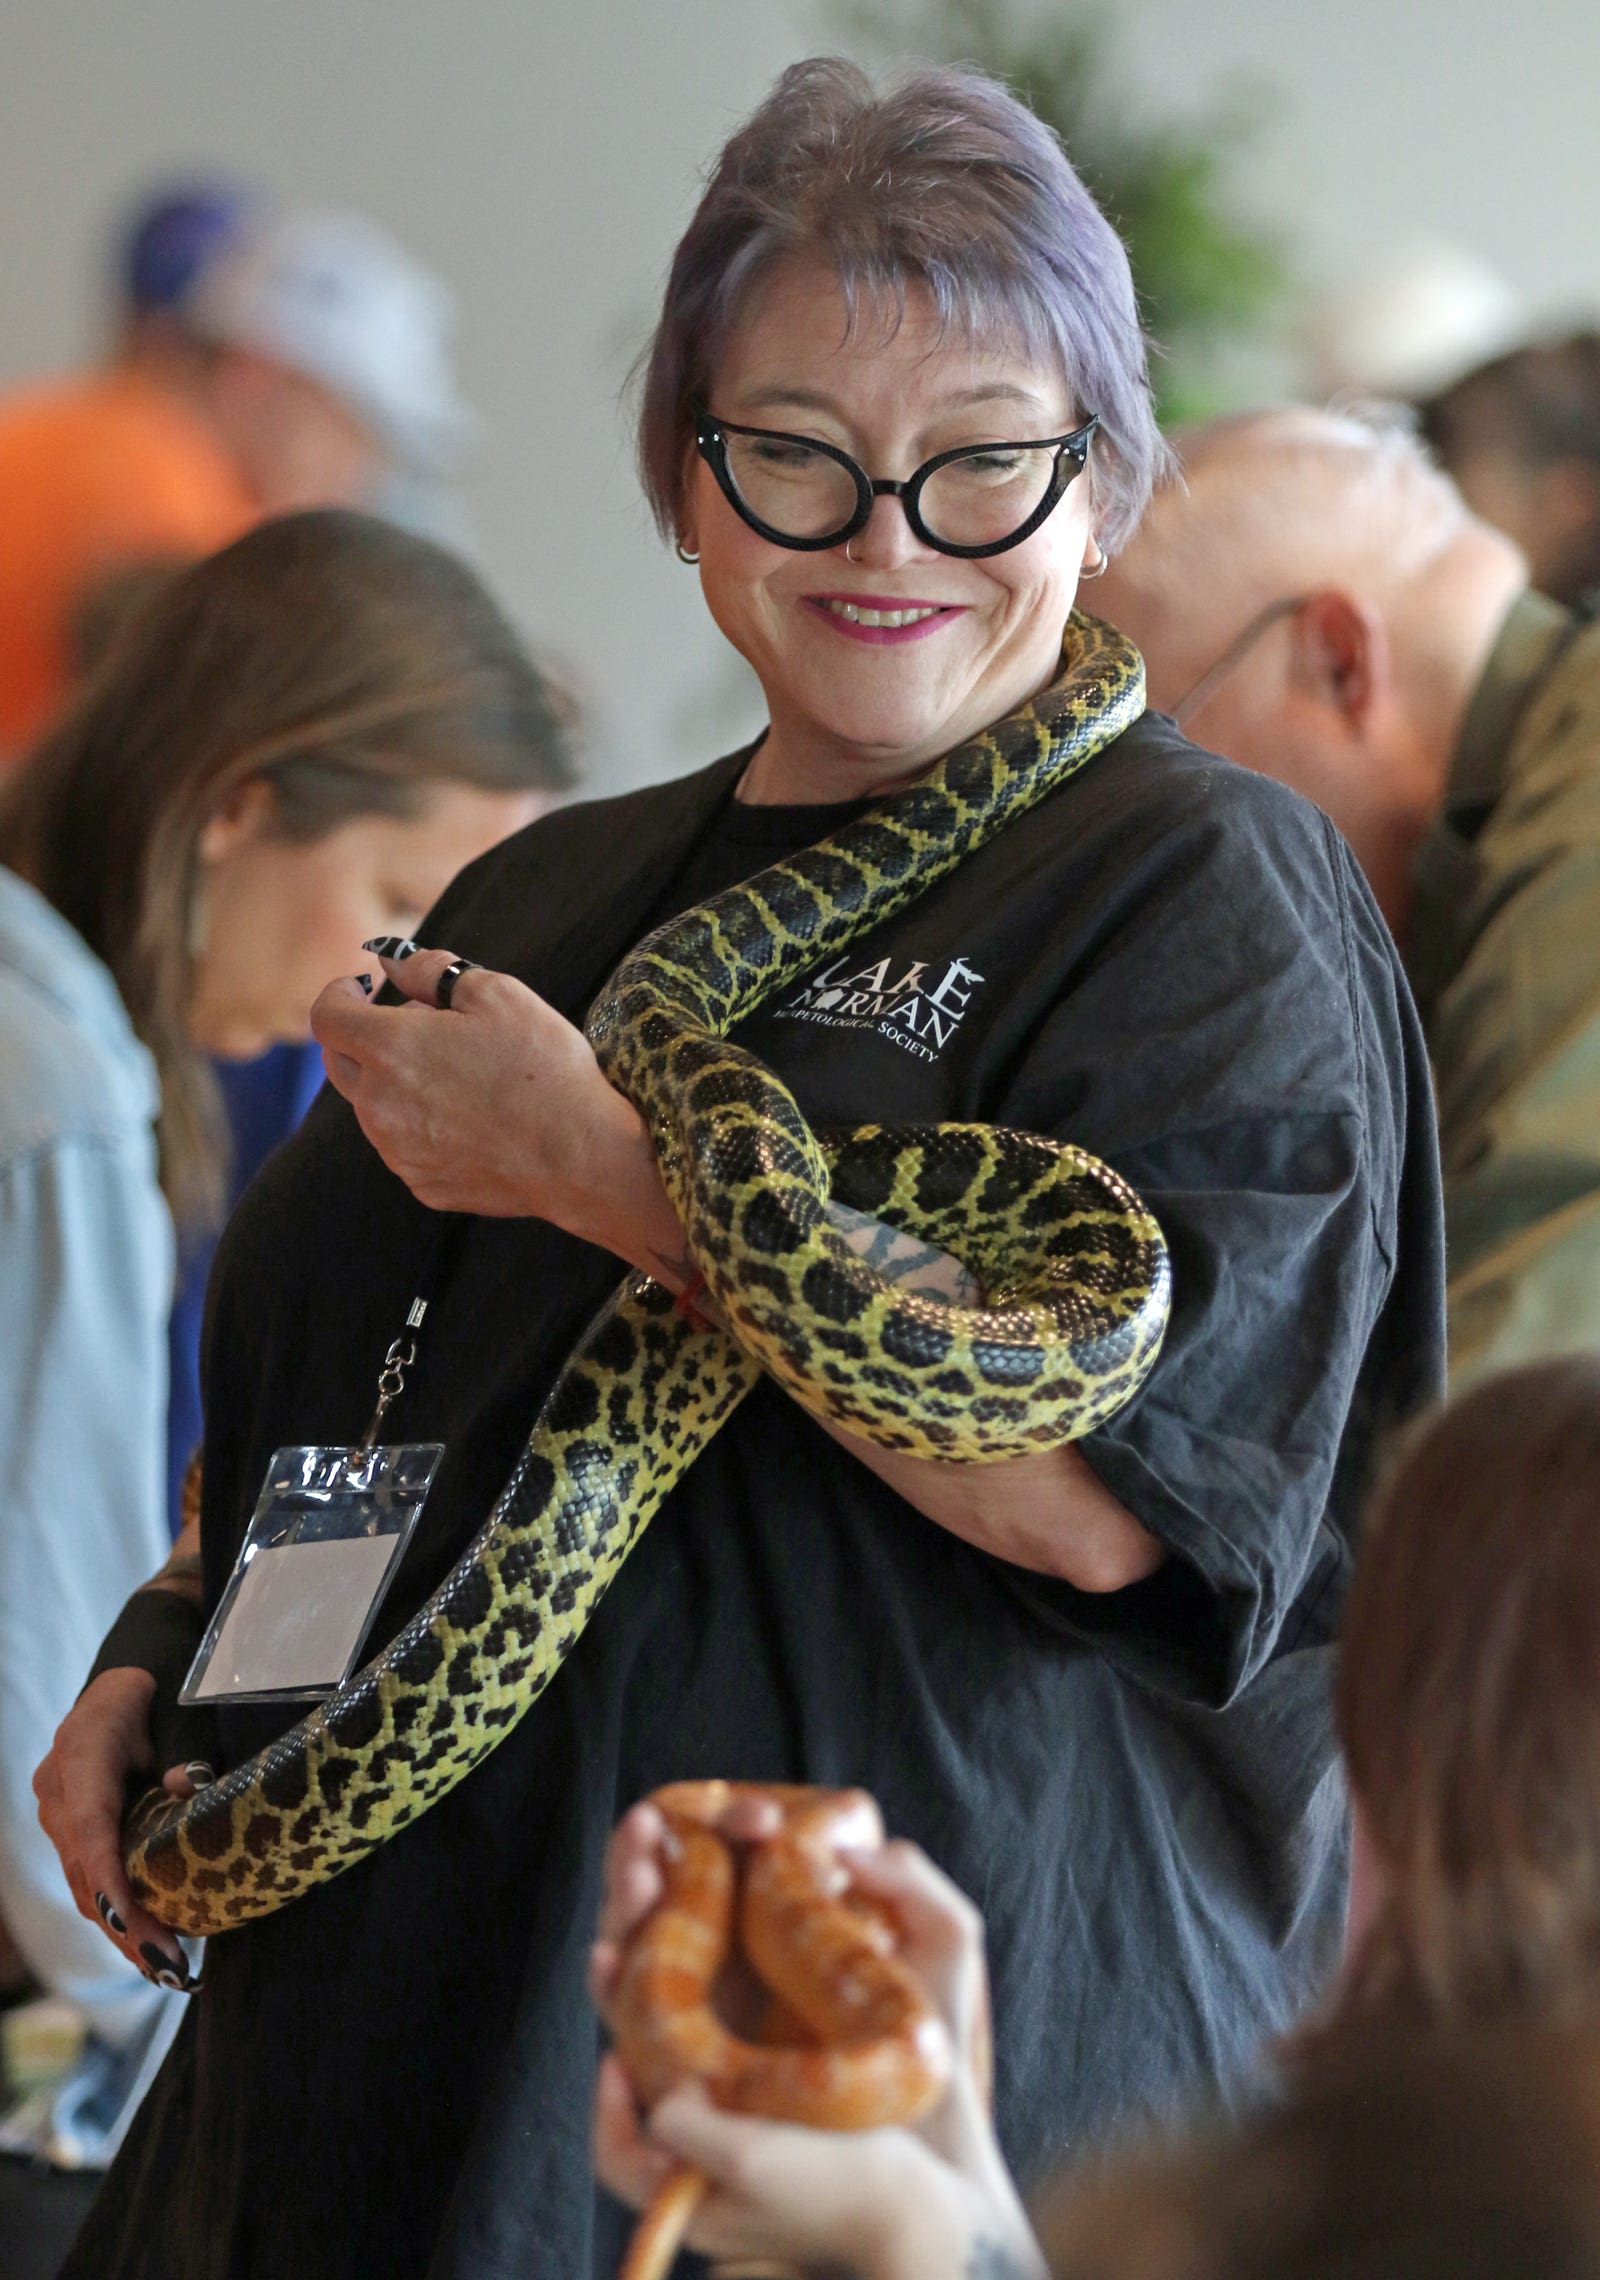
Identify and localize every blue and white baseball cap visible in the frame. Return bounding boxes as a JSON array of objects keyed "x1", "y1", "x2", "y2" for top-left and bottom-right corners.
[
  {"x1": 187, "y1": 210, "x2": 475, "y2": 475},
  {"x1": 118, "y1": 179, "x2": 264, "y2": 315}
]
